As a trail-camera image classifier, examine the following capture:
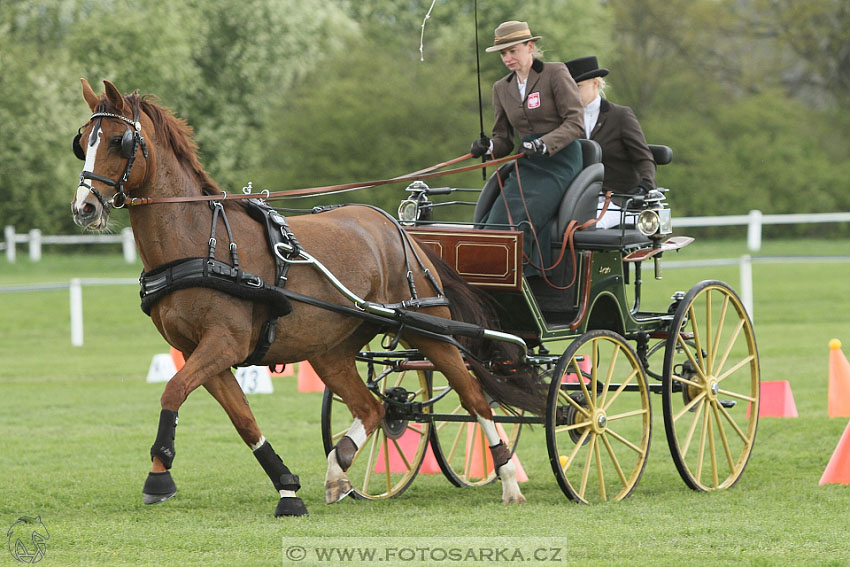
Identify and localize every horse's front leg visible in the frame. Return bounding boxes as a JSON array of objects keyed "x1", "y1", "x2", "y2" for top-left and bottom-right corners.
[
  {"x1": 142, "y1": 338, "x2": 239, "y2": 506},
  {"x1": 203, "y1": 371, "x2": 307, "y2": 516}
]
